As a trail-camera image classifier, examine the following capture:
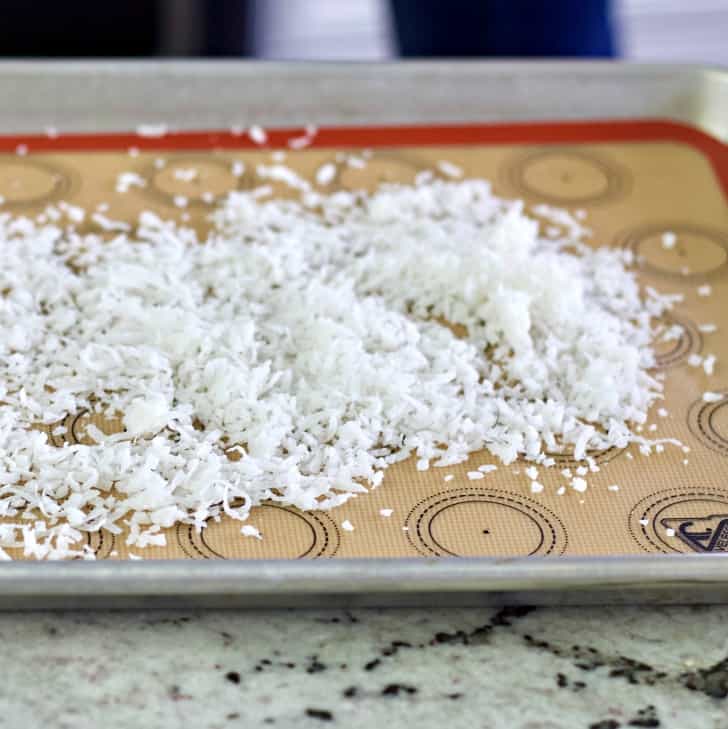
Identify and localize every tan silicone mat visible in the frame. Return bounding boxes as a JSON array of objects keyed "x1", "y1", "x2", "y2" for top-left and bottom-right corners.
[{"x1": 2, "y1": 129, "x2": 728, "y2": 560}]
